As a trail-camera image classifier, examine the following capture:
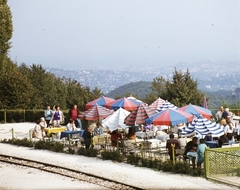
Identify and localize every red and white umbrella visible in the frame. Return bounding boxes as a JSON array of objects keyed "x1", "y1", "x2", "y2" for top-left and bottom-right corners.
[
  {"x1": 124, "y1": 103, "x2": 156, "y2": 125},
  {"x1": 146, "y1": 108, "x2": 194, "y2": 126},
  {"x1": 85, "y1": 96, "x2": 115, "y2": 110},
  {"x1": 78, "y1": 104, "x2": 114, "y2": 120},
  {"x1": 149, "y1": 97, "x2": 165, "y2": 111}
]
